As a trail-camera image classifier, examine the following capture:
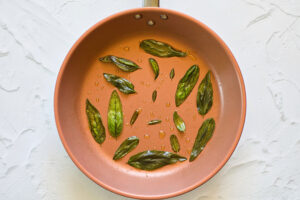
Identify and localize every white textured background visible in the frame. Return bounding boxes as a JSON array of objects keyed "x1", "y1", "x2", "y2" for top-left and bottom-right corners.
[{"x1": 0, "y1": 0, "x2": 299, "y2": 199}]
